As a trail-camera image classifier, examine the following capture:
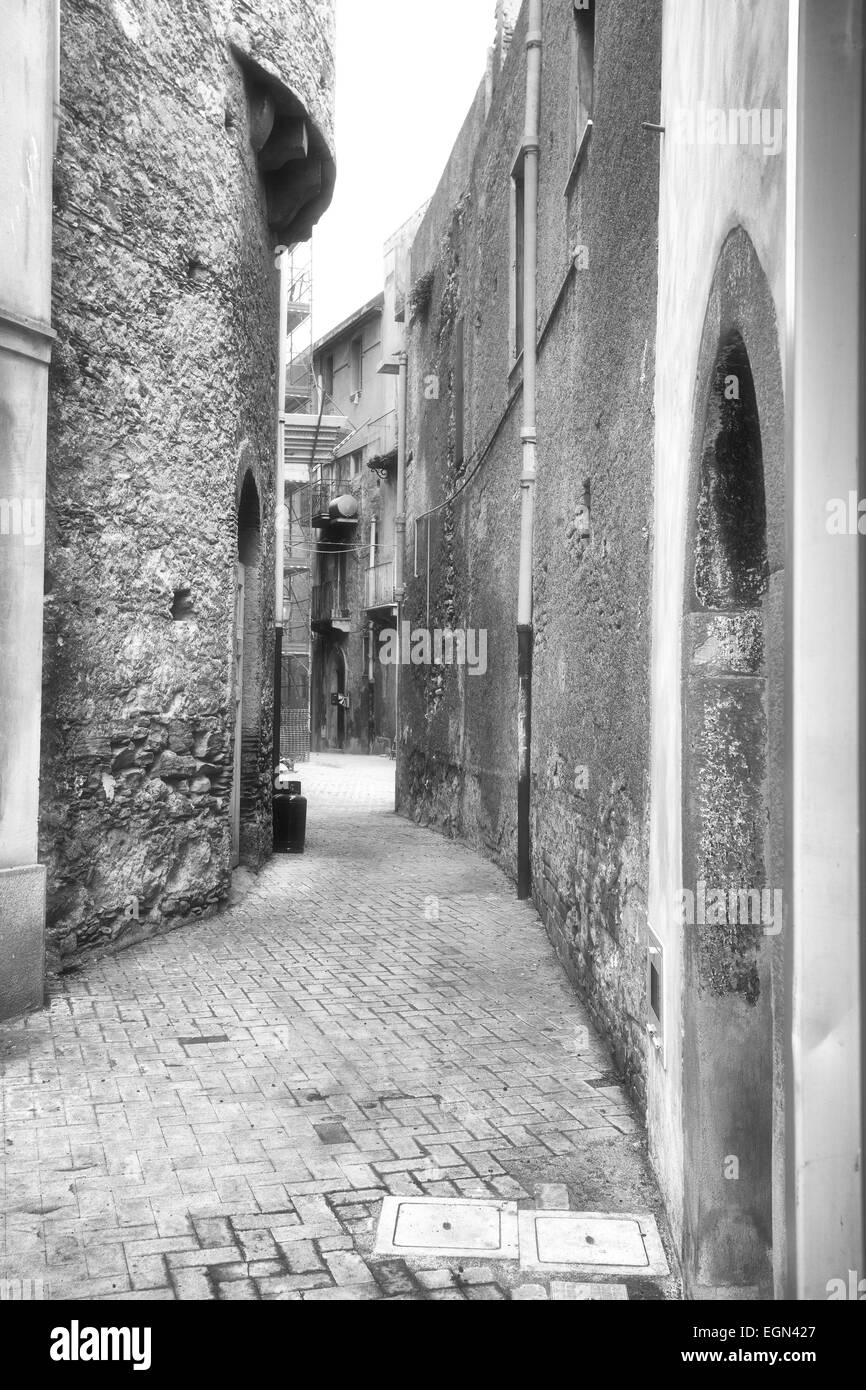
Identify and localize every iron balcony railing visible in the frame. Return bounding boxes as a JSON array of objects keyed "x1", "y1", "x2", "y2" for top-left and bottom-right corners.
[
  {"x1": 365, "y1": 561, "x2": 395, "y2": 611},
  {"x1": 311, "y1": 581, "x2": 351, "y2": 626}
]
